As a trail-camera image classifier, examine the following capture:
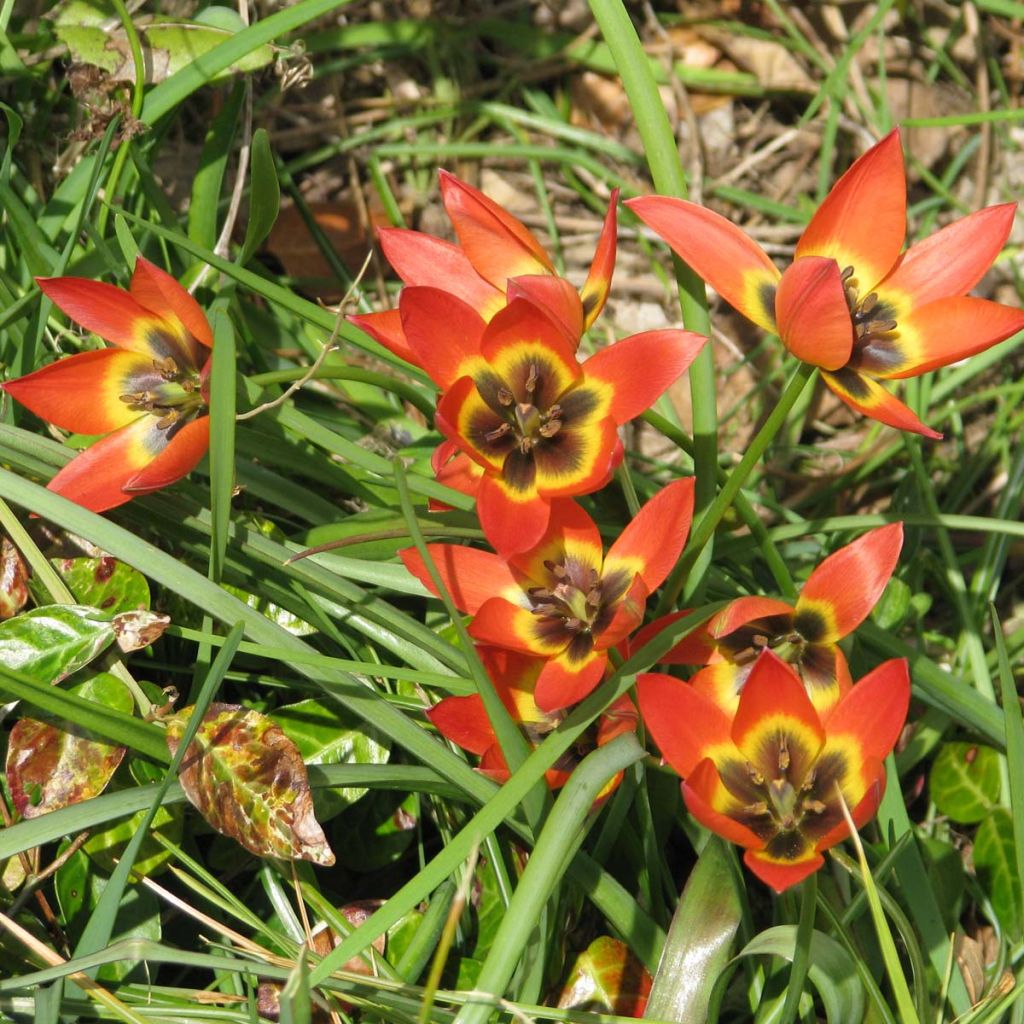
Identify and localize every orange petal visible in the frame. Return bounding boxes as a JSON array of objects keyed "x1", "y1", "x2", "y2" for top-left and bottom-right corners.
[
  {"x1": 2, "y1": 349, "x2": 163, "y2": 434},
  {"x1": 399, "y1": 287, "x2": 487, "y2": 390},
  {"x1": 626, "y1": 196, "x2": 780, "y2": 333},
  {"x1": 348, "y1": 309, "x2": 417, "y2": 366},
  {"x1": 427, "y1": 694, "x2": 495, "y2": 755},
  {"x1": 534, "y1": 650, "x2": 607, "y2": 712},
  {"x1": 476, "y1": 472, "x2": 552, "y2": 557},
  {"x1": 476, "y1": 646, "x2": 552, "y2": 727},
  {"x1": 709, "y1": 596, "x2": 794, "y2": 638},
  {"x1": 399, "y1": 543, "x2": 518, "y2": 614},
  {"x1": 822, "y1": 368, "x2": 941, "y2": 439},
  {"x1": 813, "y1": 762, "x2": 886, "y2": 853},
  {"x1": 796, "y1": 130, "x2": 906, "y2": 294},
  {"x1": 508, "y1": 498, "x2": 602, "y2": 587},
  {"x1": 44, "y1": 416, "x2": 173, "y2": 513},
  {"x1": 744, "y1": 849, "x2": 824, "y2": 893},
  {"x1": 821, "y1": 658, "x2": 910, "y2": 762},
  {"x1": 775, "y1": 257, "x2": 853, "y2": 370},
  {"x1": 439, "y1": 169, "x2": 554, "y2": 289},
  {"x1": 379, "y1": 227, "x2": 504, "y2": 319},
  {"x1": 604, "y1": 478, "x2": 695, "y2": 591},
  {"x1": 470, "y1": 596, "x2": 559, "y2": 657},
  {"x1": 506, "y1": 275, "x2": 583, "y2": 347},
  {"x1": 530, "y1": 414, "x2": 620, "y2": 500},
  {"x1": 123, "y1": 416, "x2": 209, "y2": 494},
  {"x1": 870, "y1": 296, "x2": 1024, "y2": 381},
  {"x1": 580, "y1": 189, "x2": 618, "y2": 330},
  {"x1": 683, "y1": 759, "x2": 765, "y2": 848},
  {"x1": 636, "y1": 672, "x2": 732, "y2": 778},
  {"x1": 877, "y1": 203, "x2": 1016, "y2": 307},
  {"x1": 626, "y1": 610, "x2": 715, "y2": 666},
  {"x1": 130, "y1": 257, "x2": 213, "y2": 350},
  {"x1": 795, "y1": 523, "x2": 903, "y2": 642},
  {"x1": 583, "y1": 329, "x2": 707, "y2": 424}
]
